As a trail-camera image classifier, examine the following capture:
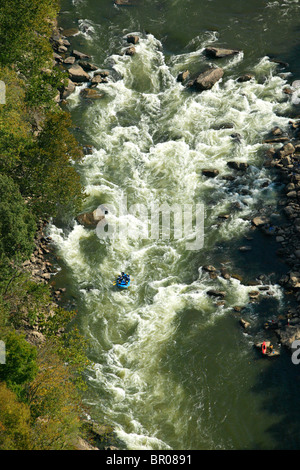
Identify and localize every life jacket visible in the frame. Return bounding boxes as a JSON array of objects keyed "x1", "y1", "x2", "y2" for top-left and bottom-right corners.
[{"x1": 262, "y1": 341, "x2": 267, "y2": 354}]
